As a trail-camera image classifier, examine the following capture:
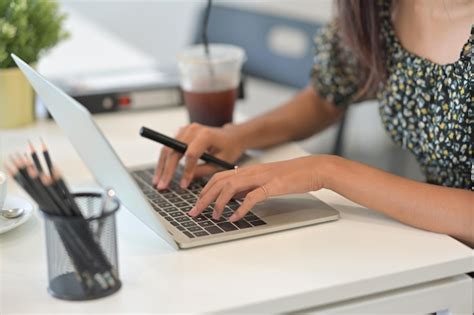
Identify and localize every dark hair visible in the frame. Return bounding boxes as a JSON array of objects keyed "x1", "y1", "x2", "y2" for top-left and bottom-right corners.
[{"x1": 336, "y1": 0, "x2": 389, "y2": 99}]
